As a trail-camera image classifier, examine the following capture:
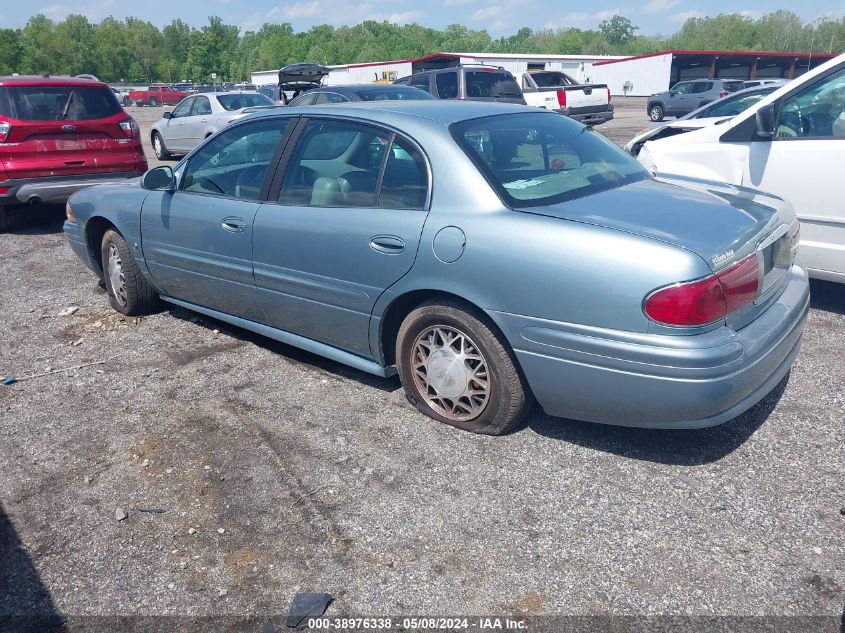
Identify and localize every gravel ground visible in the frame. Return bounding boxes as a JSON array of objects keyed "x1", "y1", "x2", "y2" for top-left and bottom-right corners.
[{"x1": 0, "y1": 99, "x2": 843, "y2": 631}]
